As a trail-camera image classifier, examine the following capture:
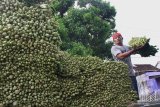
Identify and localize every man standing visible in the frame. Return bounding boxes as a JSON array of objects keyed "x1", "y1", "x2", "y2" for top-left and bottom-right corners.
[{"x1": 111, "y1": 32, "x2": 141, "y2": 94}]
